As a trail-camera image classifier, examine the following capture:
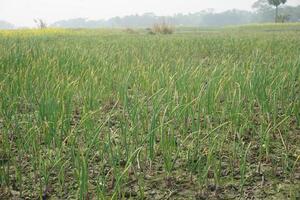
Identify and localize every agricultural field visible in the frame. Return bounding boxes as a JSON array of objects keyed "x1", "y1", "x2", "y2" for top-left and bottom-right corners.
[{"x1": 0, "y1": 24, "x2": 300, "y2": 199}]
